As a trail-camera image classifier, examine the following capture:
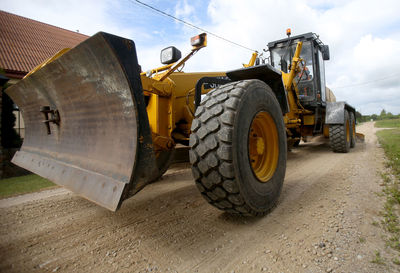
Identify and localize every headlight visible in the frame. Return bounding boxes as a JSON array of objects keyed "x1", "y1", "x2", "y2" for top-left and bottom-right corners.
[{"x1": 160, "y1": 46, "x2": 181, "y2": 65}]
